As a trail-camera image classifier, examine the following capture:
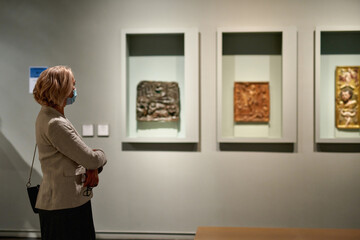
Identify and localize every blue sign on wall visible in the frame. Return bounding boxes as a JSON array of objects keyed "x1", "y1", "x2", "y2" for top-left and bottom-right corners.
[
  {"x1": 29, "y1": 66, "x2": 47, "y2": 93},
  {"x1": 30, "y1": 67, "x2": 47, "y2": 78}
]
